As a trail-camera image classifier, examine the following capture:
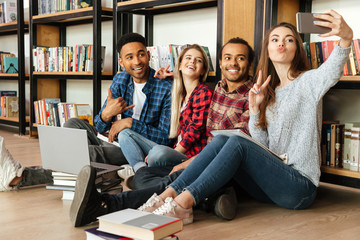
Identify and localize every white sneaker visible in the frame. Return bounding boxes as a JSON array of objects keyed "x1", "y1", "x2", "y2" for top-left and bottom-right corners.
[
  {"x1": 138, "y1": 193, "x2": 164, "y2": 212},
  {"x1": 0, "y1": 136, "x2": 25, "y2": 191},
  {"x1": 153, "y1": 197, "x2": 193, "y2": 225},
  {"x1": 117, "y1": 164, "x2": 134, "y2": 180}
]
